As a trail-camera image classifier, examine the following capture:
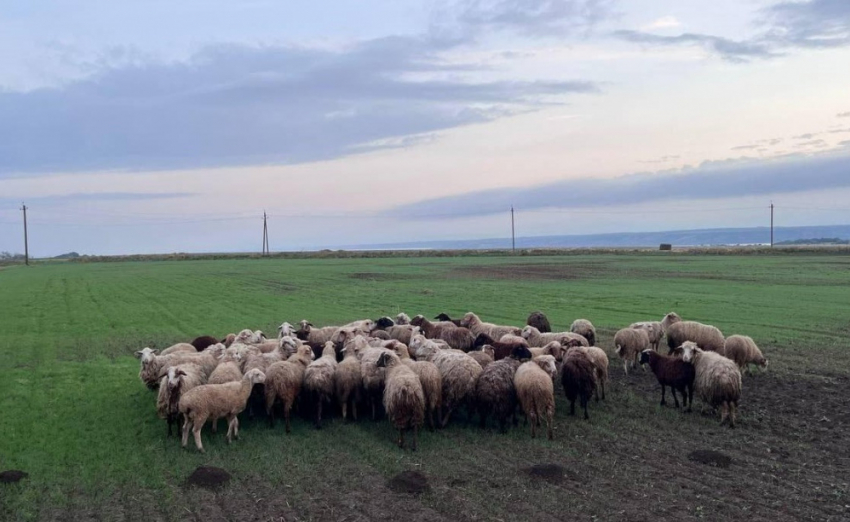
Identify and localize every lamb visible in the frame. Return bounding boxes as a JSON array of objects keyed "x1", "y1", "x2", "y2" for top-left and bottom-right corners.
[
  {"x1": 661, "y1": 312, "x2": 682, "y2": 333},
  {"x1": 570, "y1": 319, "x2": 597, "y2": 347},
  {"x1": 614, "y1": 327, "x2": 650, "y2": 375},
  {"x1": 666, "y1": 321, "x2": 725, "y2": 355},
  {"x1": 475, "y1": 344, "x2": 534, "y2": 432},
  {"x1": 160, "y1": 343, "x2": 197, "y2": 356},
  {"x1": 460, "y1": 312, "x2": 522, "y2": 341},
  {"x1": 389, "y1": 343, "x2": 442, "y2": 431},
  {"x1": 680, "y1": 341, "x2": 742, "y2": 427},
  {"x1": 521, "y1": 325, "x2": 588, "y2": 349},
  {"x1": 723, "y1": 335, "x2": 768, "y2": 374},
  {"x1": 415, "y1": 342, "x2": 483, "y2": 427},
  {"x1": 264, "y1": 345, "x2": 315, "y2": 433},
  {"x1": 178, "y1": 368, "x2": 266, "y2": 453},
  {"x1": 561, "y1": 348, "x2": 597, "y2": 420},
  {"x1": 514, "y1": 359, "x2": 555, "y2": 439},
  {"x1": 375, "y1": 352, "x2": 426, "y2": 450},
  {"x1": 155, "y1": 363, "x2": 206, "y2": 437},
  {"x1": 303, "y1": 341, "x2": 338, "y2": 428},
  {"x1": 396, "y1": 312, "x2": 411, "y2": 325},
  {"x1": 468, "y1": 346, "x2": 495, "y2": 368},
  {"x1": 190, "y1": 336, "x2": 219, "y2": 352},
  {"x1": 335, "y1": 337, "x2": 363, "y2": 421},
  {"x1": 639, "y1": 349, "x2": 694, "y2": 410},
  {"x1": 434, "y1": 313, "x2": 463, "y2": 326},
  {"x1": 529, "y1": 341, "x2": 566, "y2": 362},
  {"x1": 526, "y1": 311, "x2": 552, "y2": 333},
  {"x1": 410, "y1": 315, "x2": 475, "y2": 351},
  {"x1": 570, "y1": 346, "x2": 609, "y2": 401},
  {"x1": 631, "y1": 321, "x2": 663, "y2": 351},
  {"x1": 472, "y1": 332, "x2": 530, "y2": 360}
]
